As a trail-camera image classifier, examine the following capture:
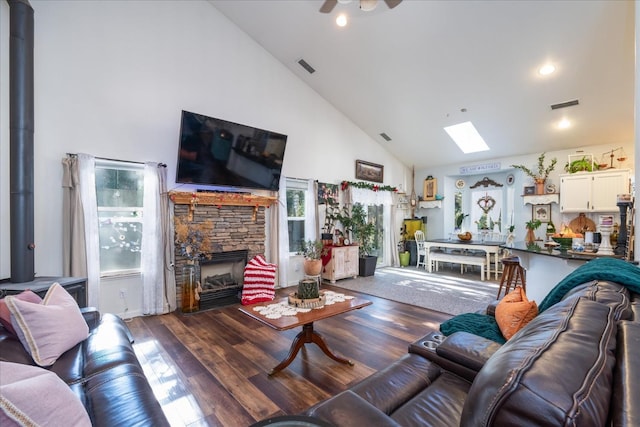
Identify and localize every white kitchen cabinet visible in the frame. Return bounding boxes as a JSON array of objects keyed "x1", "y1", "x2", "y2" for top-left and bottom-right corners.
[
  {"x1": 322, "y1": 245, "x2": 359, "y2": 283},
  {"x1": 560, "y1": 170, "x2": 630, "y2": 213}
]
